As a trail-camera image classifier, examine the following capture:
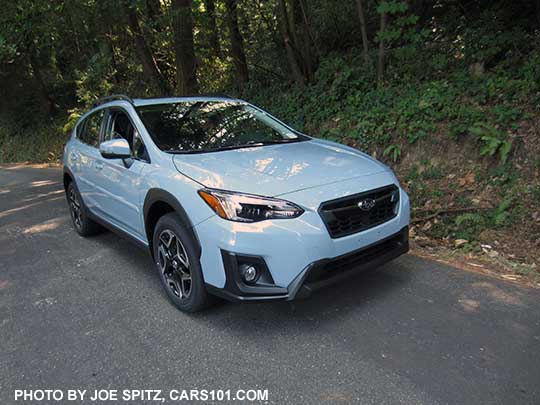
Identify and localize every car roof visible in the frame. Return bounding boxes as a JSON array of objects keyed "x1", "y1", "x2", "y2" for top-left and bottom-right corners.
[
  {"x1": 83, "y1": 96, "x2": 246, "y2": 121},
  {"x1": 132, "y1": 96, "x2": 244, "y2": 107}
]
